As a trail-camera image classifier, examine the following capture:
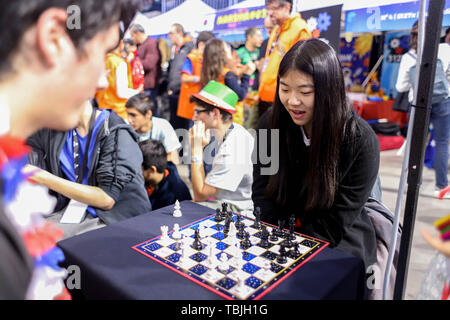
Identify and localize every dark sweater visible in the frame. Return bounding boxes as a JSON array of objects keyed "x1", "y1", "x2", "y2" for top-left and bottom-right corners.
[
  {"x1": 168, "y1": 40, "x2": 194, "y2": 95},
  {"x1": 252, "y1": 109, "x2": 379, "y2": 268},
  {"x1": 27, "y1": 111, "x2": 152, "y2": 225},
  {"x1": 138, "y1": 36, "x2": 161, "y2": 90},
  {"x1": 149, "y1": 162, "x2": 192, "y2": 210}
]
